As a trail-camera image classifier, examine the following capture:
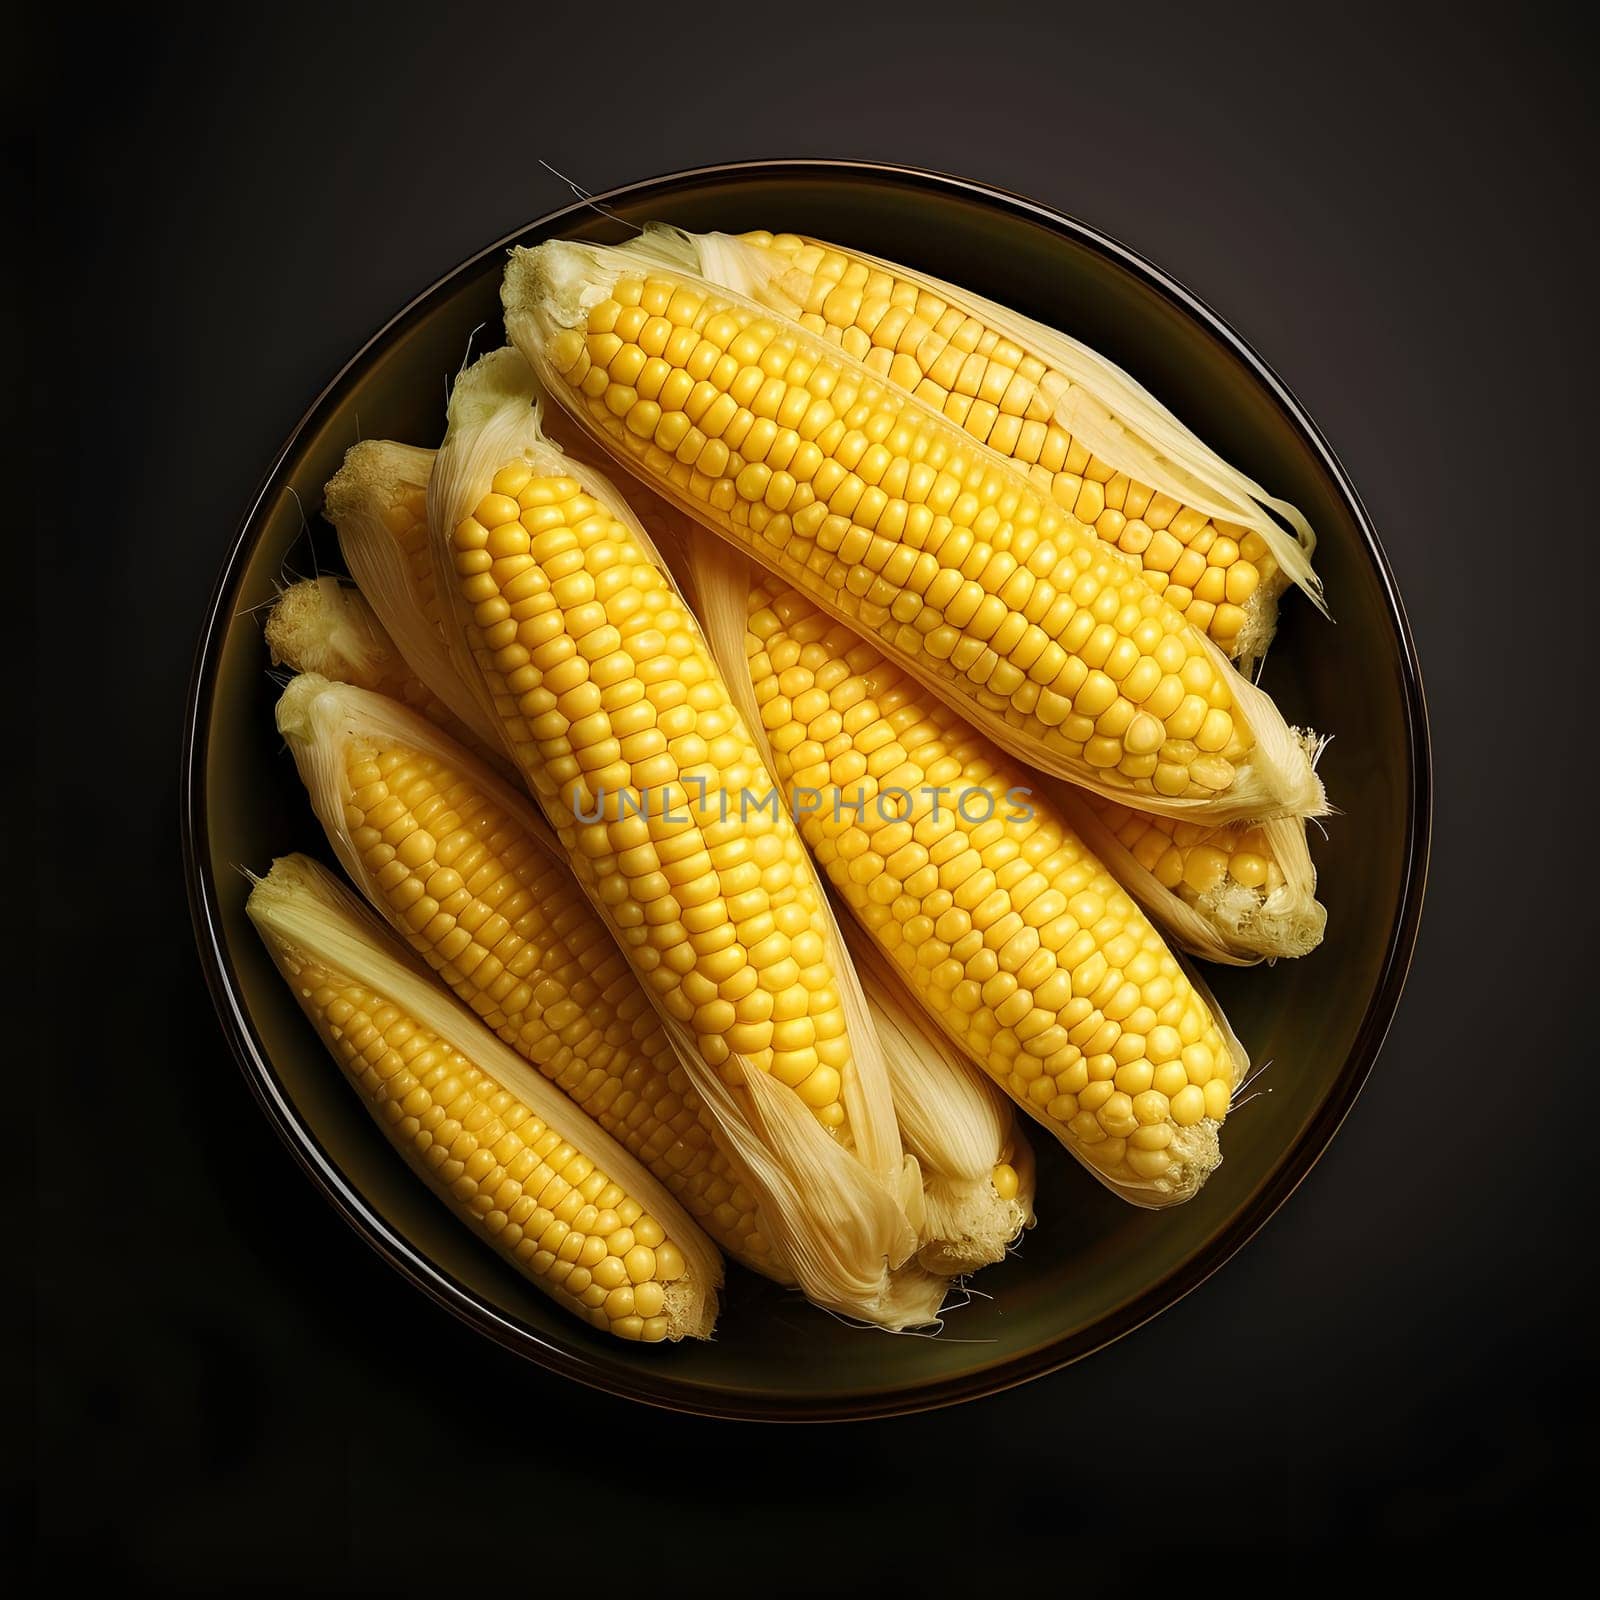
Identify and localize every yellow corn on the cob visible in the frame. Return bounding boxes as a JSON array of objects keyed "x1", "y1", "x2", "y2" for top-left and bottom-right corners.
[
  {"x1": 505, "y1": 240, "x2": 1323, "y2": 824},
  {"x1": 673, "y1": 227, "x2": 1321, "y2": 668},
  {"x1": 426, "y1": 349, "x2": 940, "y2": 1328},
  {"x1": 264, "y1": 576, "x2": 509, "y2": 772},
  {"x1": 1057, "y1": 789, "x2": 1326, "y2": 965},
  {"x1": 247, "y1": 854, "x2": 721, "y2": 1341},
  {"x1": 324, "y1": 440, "x2": 507, "y2": 755},
  {"x1": 695, "y1": 547, "x2": 1246, "y2": 1205},
  {"x1": 274, "y1": 672, "x2": 786, "y2": 1277},
  {"x1": 662, "y1": 521, "x2": 1035, "y2": 1272}
]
